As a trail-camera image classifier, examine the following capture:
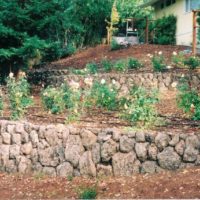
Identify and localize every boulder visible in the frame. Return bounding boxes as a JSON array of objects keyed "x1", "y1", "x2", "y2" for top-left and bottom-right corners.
[
  {"x1": 97, "y1": 164, "x2": 113, "y2": 177},
  {"x1": 183, "y1": 147, "x2": 199, "y2": 162},
  {"x1": 11, "y1": 134, "x2": 21, "y2": 145},
  {"x1": 145, "y1": 132, "x2": 156, "y2": 143},
  {"x1": 1, "y1": 132, "x2": 11, "y2": 144},
  {"x1": 155, "y1": 133, "x2": 170, "y2": 150},
  {"x1": 148, "y1": 144, "x2": 158, "y2": 161},
  {"x1": 30, "y1": 130, "x2": 39, "y2": 148},
  {"x1": 80, "y1": 129, "x2": 97, "y2": 150},
  {"x1": 42, "y1": 167, "x2": 56, "y2": 176},
  {"x1": 157, "y1": 147, "x2": 181, "y2": 170},
  {"x1": 65, "y1": 135, "x2": 84, "y2": 167},
  {"x1": 92, "y1": 143, "x2": 101, "y2": 164},
  {"x1": 21, "y1": 142, "x2": 33, "y2": 155},
  {"x1": 79, "y1": 151, "x2": 96, "y2": 177},
  {"x1": 175, "y1": 140, "x2": 185, "y2": 156},
  {"x1": 135, "y1": 143, "x2": 148, "y2": 161},
  {"x1": 18, "y1": 156, "x2": 32, "y2": 173},
  {"x1": 112, "y1": 151, "x2": 137, "y2": 176},
  {"x1": 44, "y1": 128, "x2": 59, "y2": 146},
  {"x1": 9, "y1": 145, "x2": 20, "y2": 159},
  {"x1": 185, "y1": 135, "x2": 200, "y2": 149},
  {"x1": 141, "y1": 161, "x2": 157, "y2": 174},
  {"x1": 169, "y1": 134, "x2": 180, "y2": 146},
  {"x1": 57, "y1": 162, "x2": 73, "y2": 177},
  {"x1": 101, "y1": 139, "x2": 118, "y2": 162},
  {"x1": 119, "y1": 135, "x2": 135, "y2": 153},
  {"x1": 135, "y1": 132, "x2": 145, "y2": 142}
]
